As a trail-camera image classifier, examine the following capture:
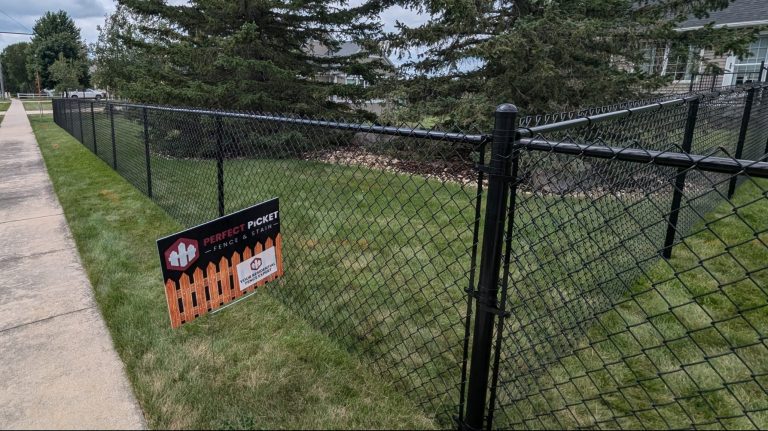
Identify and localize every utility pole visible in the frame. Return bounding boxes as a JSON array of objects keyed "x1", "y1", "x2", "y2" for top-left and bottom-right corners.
[{"x1": 0, "y1": 60, "x2": 5, "y2": 99}]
